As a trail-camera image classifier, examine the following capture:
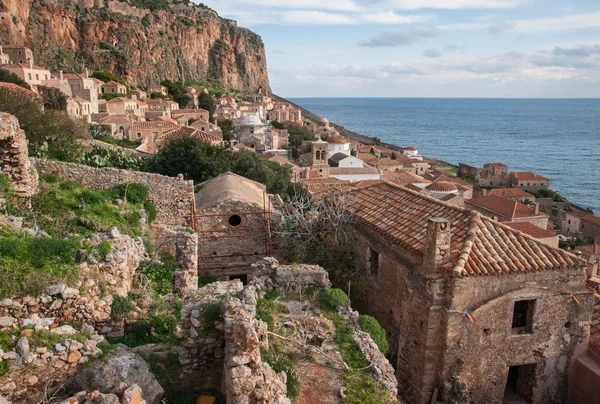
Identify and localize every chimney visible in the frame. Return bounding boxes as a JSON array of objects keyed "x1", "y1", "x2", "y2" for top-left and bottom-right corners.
[
  {"x1": 58, "y1": 70, "x2": 63, "y2": 80},
  {"x1": 84, "y1": 68, "x2": 89, "y2": 78},
  {"x1": 421, "y1": 217, "x2": 452, "y2": 272},
  {"x1": 533, "y1": 203, "x2": 540, "y2": 215},
  {"x1": 482, "y1": 189, "x2": 487, "y2": 196},
  {"x1": 595, "y1": 236, "x2": 600, "y2": 255}
]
